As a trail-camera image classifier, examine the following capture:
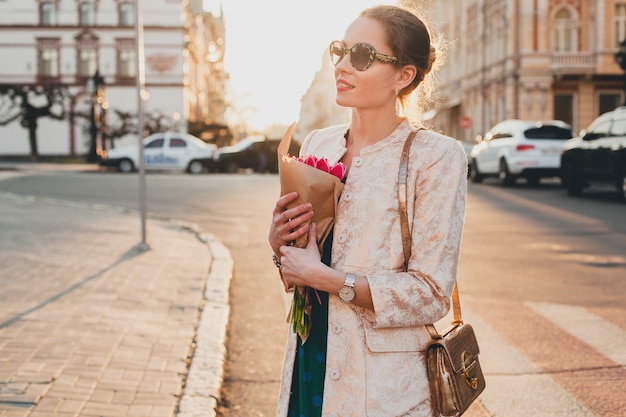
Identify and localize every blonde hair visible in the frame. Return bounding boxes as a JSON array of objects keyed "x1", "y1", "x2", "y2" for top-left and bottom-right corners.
[{"x1": 359, "y1": 3, "x2": 446, "y2": 126}]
